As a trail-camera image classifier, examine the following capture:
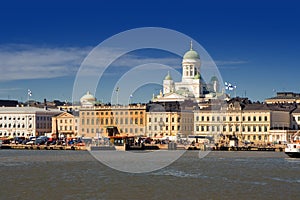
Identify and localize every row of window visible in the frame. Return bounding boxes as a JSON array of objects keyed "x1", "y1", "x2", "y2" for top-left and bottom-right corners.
[
  {"x1": 148, "y1": 125, "x2": 180, "y2": 131},
  {"x1": 148, "y1": 117, "x2": 180, "y2": 123},
  {"x1": 0, "y1": 132, "x2": 27, "y2": 136},
  {"x1": 0, "y1": 123, "x2": 31, "y2": 129},
  {"x1": 81, "y1": 111, "x2": 144, "y2": 116},
  {"x1": 59, "y1": 119, "x2": 75, "y2": 124},
  {"x1": 36, "y1": 123, "x2": 51, "y2": 129},
  {"x1": 82, "y1": 118, "x2": 143, "y2": 125},
  {"x1": 0, "y1": 116, "x2": 32, "y2": 121},
  {"x1": 246, "y1": 135, "x2": 268, "y2": 141},
  {"x1": 59, "y1": 126, "x2": 77, "y2": 131},
  {"x1": 81, "y1": 127, "x2": 143, "y2": 134},
  {"x1": 195, "y1": 115, "x2": 269, "y2": 122},
  {"x1": 37, "y1": 116, "x2": 51, "y2": 121},
  {"x1": 195, "y1": 125, "x2": 269, "y2": 132}
]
